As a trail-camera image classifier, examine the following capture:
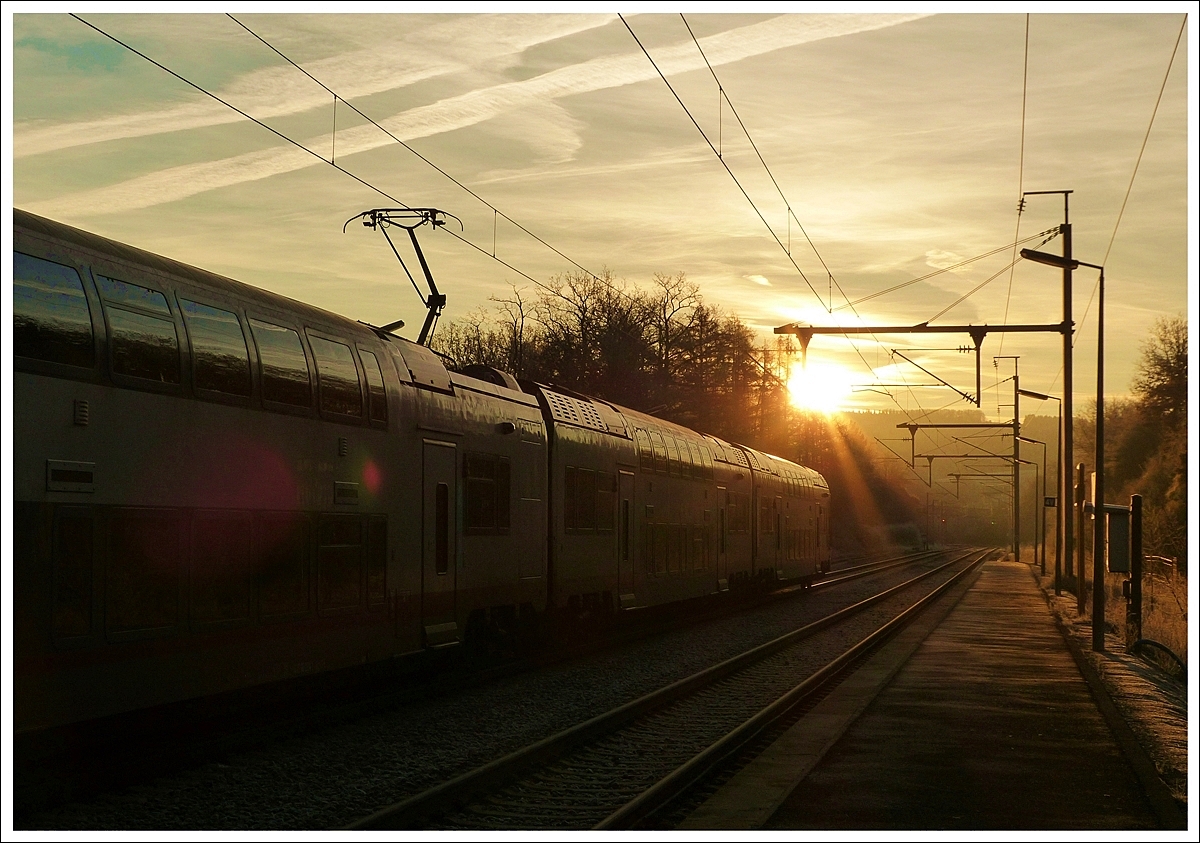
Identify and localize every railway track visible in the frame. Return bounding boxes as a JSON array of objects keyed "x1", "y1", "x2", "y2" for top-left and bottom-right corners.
[{"x1": 349, "y1": 547, "x2": 993, "y2": 830}]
